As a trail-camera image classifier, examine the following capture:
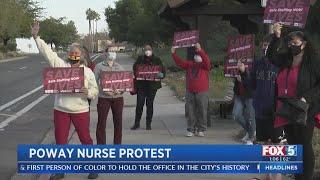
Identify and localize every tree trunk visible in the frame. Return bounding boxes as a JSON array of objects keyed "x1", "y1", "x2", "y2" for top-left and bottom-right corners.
[
  {"x1": 96, "y1": 20, "x2": 98, "y2": 35},
  {"x1": 2, "y1": 38, "x2": 10, "y2": 55}
]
